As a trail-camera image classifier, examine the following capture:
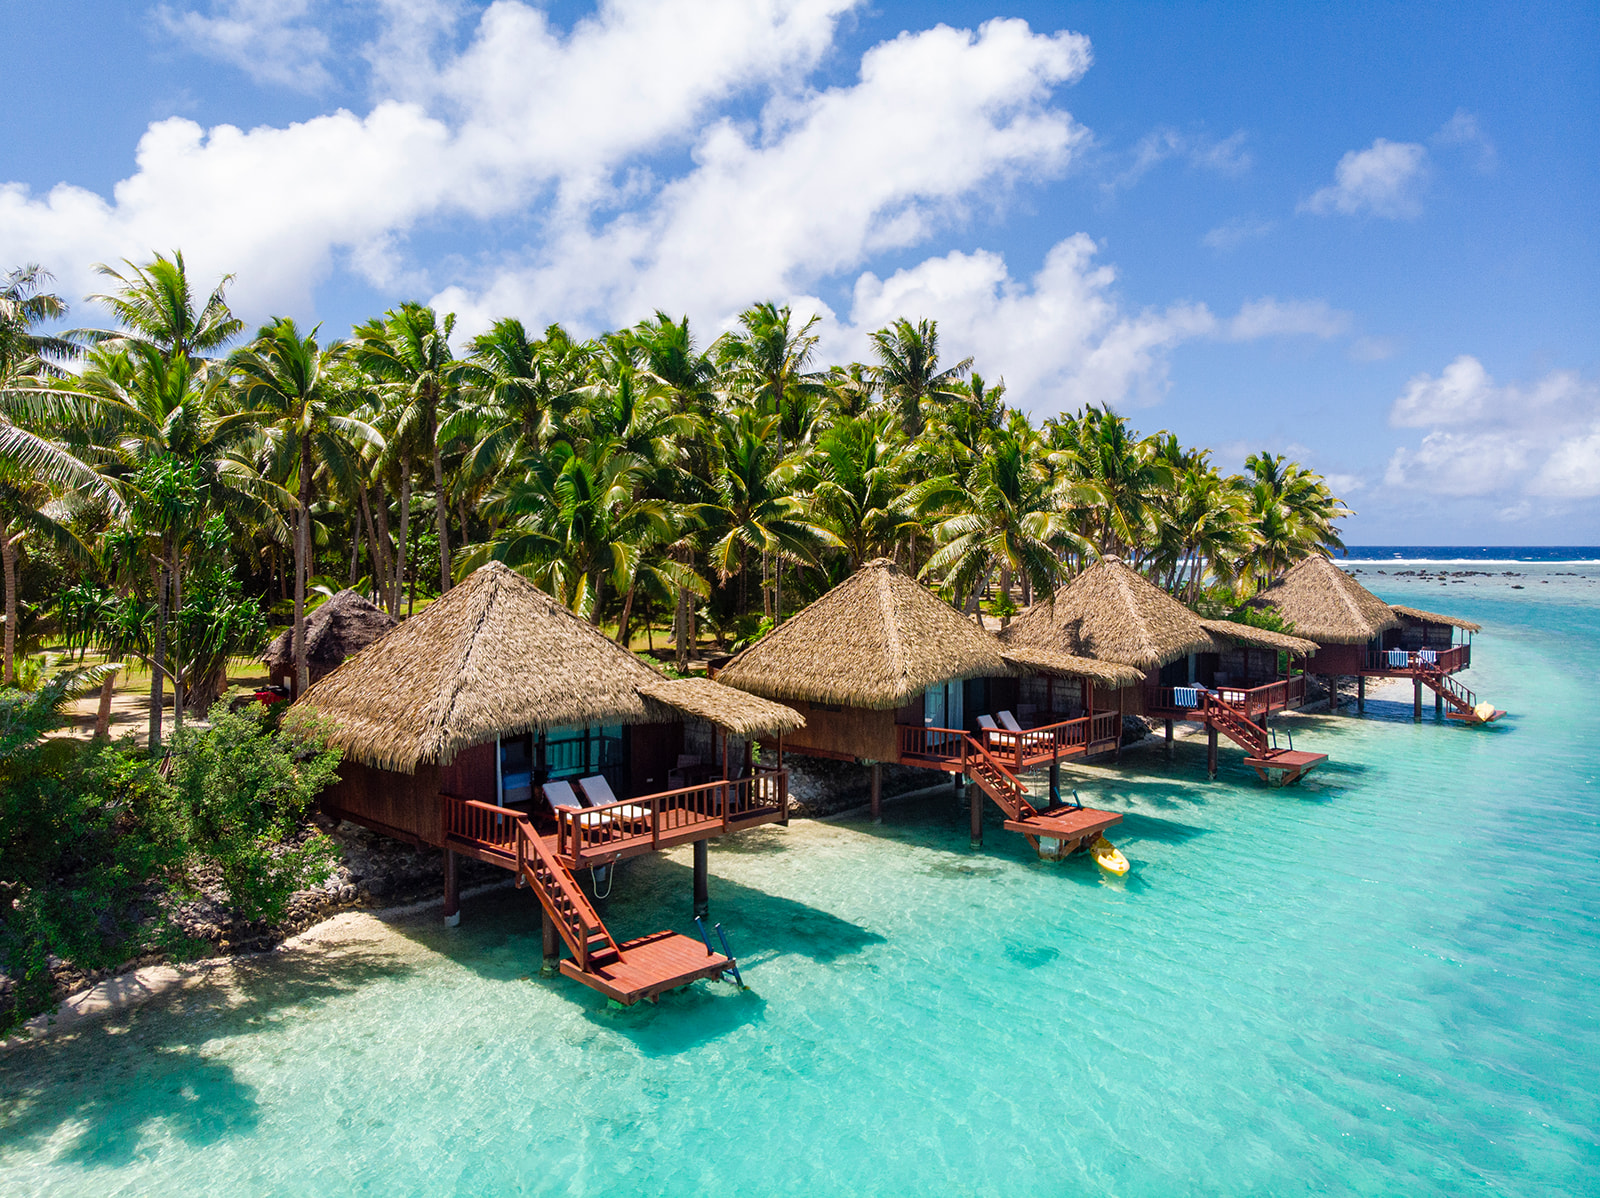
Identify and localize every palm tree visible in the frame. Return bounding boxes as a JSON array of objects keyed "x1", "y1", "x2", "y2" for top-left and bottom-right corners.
[
  {"x1": 85, "y1": 251, "x2": 243, "y2": 366},
  {"x1": 230, "y1": 317, "x2": 380, "y2": 696},
  {"x1": 1047, "y1": 406, "x2": 1174, "y2": 564},
  {"x1": 699, "y1": 409, "x2": 839, "y2": 614},
  {"x1": 806, "y1": 412, "x2": 929, "y2": 569},
  {"x1": 353, "y1": 304, "x2": 463, "y2": 597},
  {"x1": 870, "y1": 317, "x2": 972, "y2": 437},
  {"x1": 926, "y1": 428, "x2": 1088, "y2": 620},
  {"x1": 462, "y1": 436, "x2": 686, "y2": 629}
]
